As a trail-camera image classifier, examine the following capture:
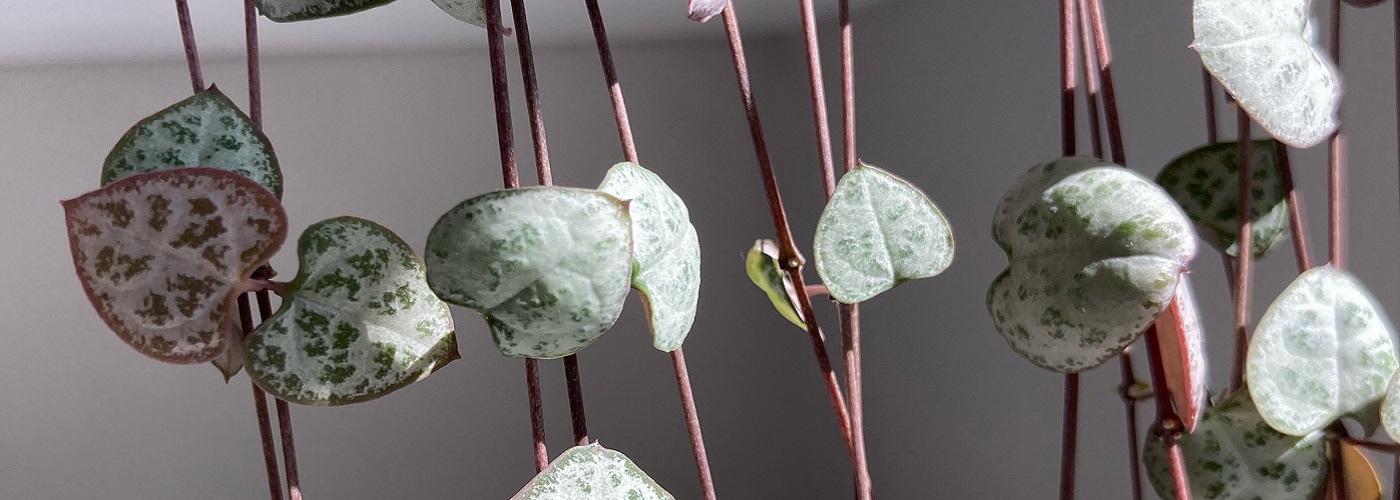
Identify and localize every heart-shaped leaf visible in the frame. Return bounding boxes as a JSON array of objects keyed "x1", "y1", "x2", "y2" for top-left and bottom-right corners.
[
  {"x1": 687, "y1": 0, "x2": 726, "y2": 22},
  {"x1": 1247, "y1": 266, "x2": 1400, "y2": 436},
  {"x1": 597, "y1": 162, "x2": 701, "y2": 352},
  {"x1": 1156, "y1": 140, "x2": 1289, "y2": 258},
  {"x1": 425, "y1": 187, "x2": 632, "y2": 359},
  {"x1": 1143, "y1": 389, "x2": 1327, "y2": 500},
  {"x1": 987, "y1": 157, "x2": 1196, "y2": 373},
  {"x1": 512, "y1": 443, "x2": 674, "y2": 500},
  {"x1": 813, "y1": 163, "x2": 953, "y2": 304},
  {"x1": 102, "y1": 87, "x2": 283, "y2": 199},
  {"x1": 256, "y1": 0, "x2": 396, "y2": 22},
  {"x1": 246, "y1": 217, "x2": 457, "y2": 406},
  {"x1": 1153, "y1": 277, "x2": 1209, "y2": 432},
  {"x1": 63, "y1": 168, "x2": 288, "y2": 364},
  {"x1": 1193, "y1": 0, "x2": 1340, "y2": 148},
  {"x1": 430, "y1": 0, "x2": 486, "y2": 27},
  {"x1": 745, "y1": 239, "x2": 807, "y2": 331}
]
